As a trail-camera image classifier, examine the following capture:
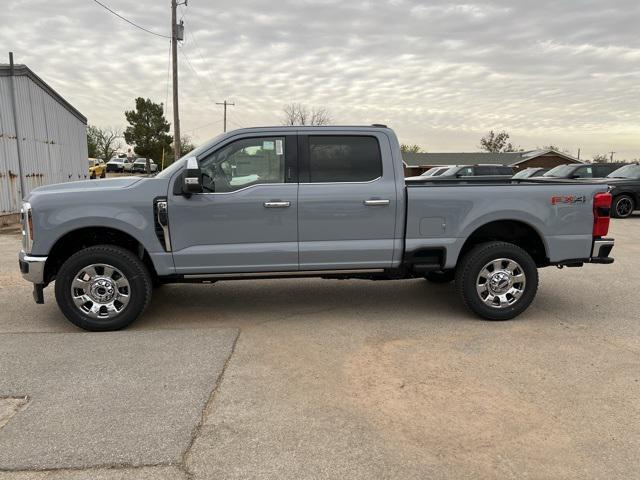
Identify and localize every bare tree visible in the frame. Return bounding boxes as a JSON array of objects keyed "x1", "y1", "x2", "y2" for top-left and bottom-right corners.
[
  {"x1": 592, "y1": 153, "x2": 609, "y2": 163},
  {"x1": 400, "y1": 144, "x2": 424, "y2": 154},
  {"x1": 87, "y1": 126, "x2": 122, "y2": 161},
  {"x1": 282, "y1": 103, "x2": 331, "y2": 126},
  {"x1": 479, "y1": 130, "x2": 517, "y2": 153}
]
